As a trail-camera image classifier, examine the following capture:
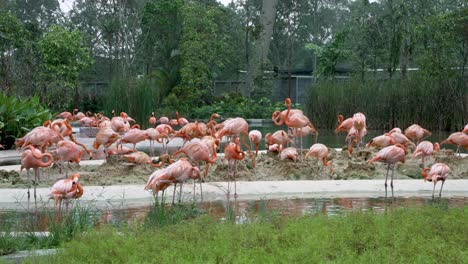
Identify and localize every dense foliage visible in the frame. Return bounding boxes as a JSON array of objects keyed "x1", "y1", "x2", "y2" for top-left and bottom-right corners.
[
  {"x1": 0, "y1": 1, "x2": 466, "y2": 128},
  {"x1": 0, "y1": 92, "x2": 52, "y2": 149},
  {"x1": 27, "y1": 206, "x2": 468, "y2": 263}
]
